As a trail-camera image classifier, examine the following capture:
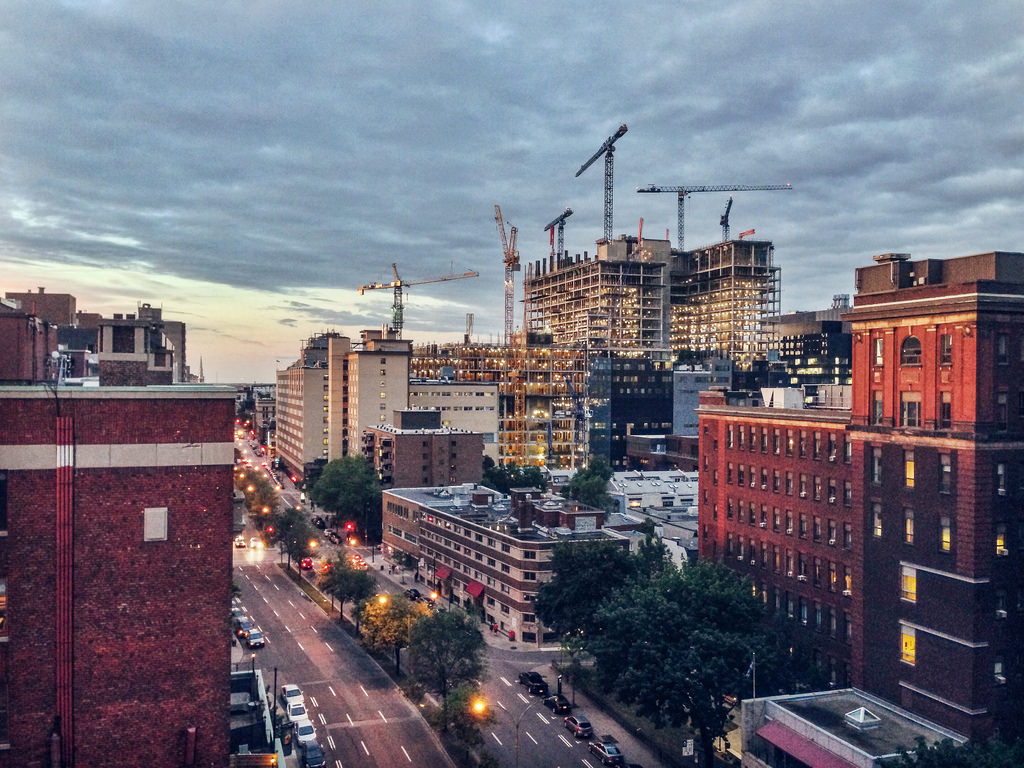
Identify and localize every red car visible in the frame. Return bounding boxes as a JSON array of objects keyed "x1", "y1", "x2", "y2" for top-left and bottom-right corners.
[{"x1": 300, "y1": 557, "x2": 313, "y2": 570}]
